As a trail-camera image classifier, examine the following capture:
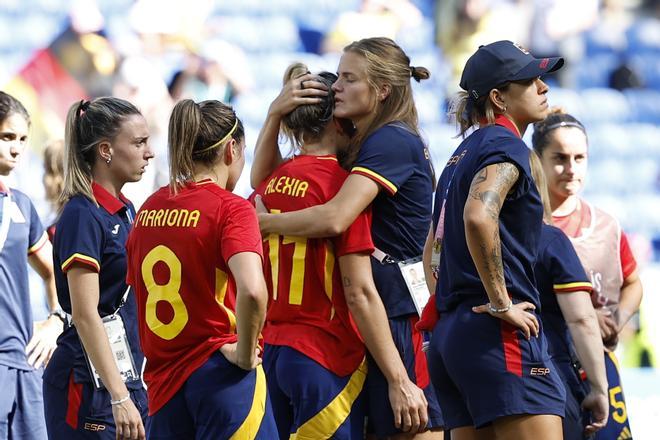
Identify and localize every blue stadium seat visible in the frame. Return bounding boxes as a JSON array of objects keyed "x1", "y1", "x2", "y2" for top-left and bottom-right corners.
[
  {"x1": 545, "y1": 87, "x2": 583, "y2": 119},
  {"x1": 626, "y1": 18, "x2": 660, "y2": 55},
  {"x1": 580, "y1": 88, "x2": 630, "y2": 124},
  {"x1": 629, "y1": 54, "x2": 660, "y2": 90},
  {"x1": 214, "y1": 15, "x2": 302, "y2": 53},
  {"x1": 574, "y1": 54, "x2": 620, "y2": 89},
  {"x1": 624, "y1": 89, "x2": 660, "y2": 123}
]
